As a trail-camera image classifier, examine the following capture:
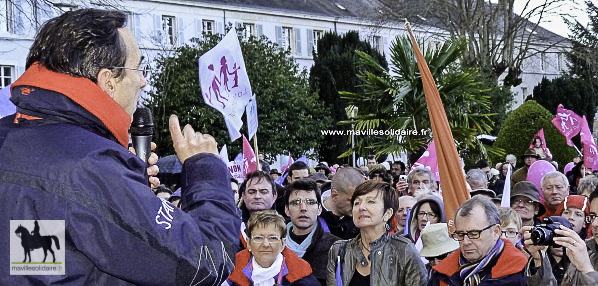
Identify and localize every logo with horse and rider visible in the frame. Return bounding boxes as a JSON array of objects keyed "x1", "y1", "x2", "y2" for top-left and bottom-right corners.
[{"x1": 10, "y1": 220, "x2": 65, "y2": 275}]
